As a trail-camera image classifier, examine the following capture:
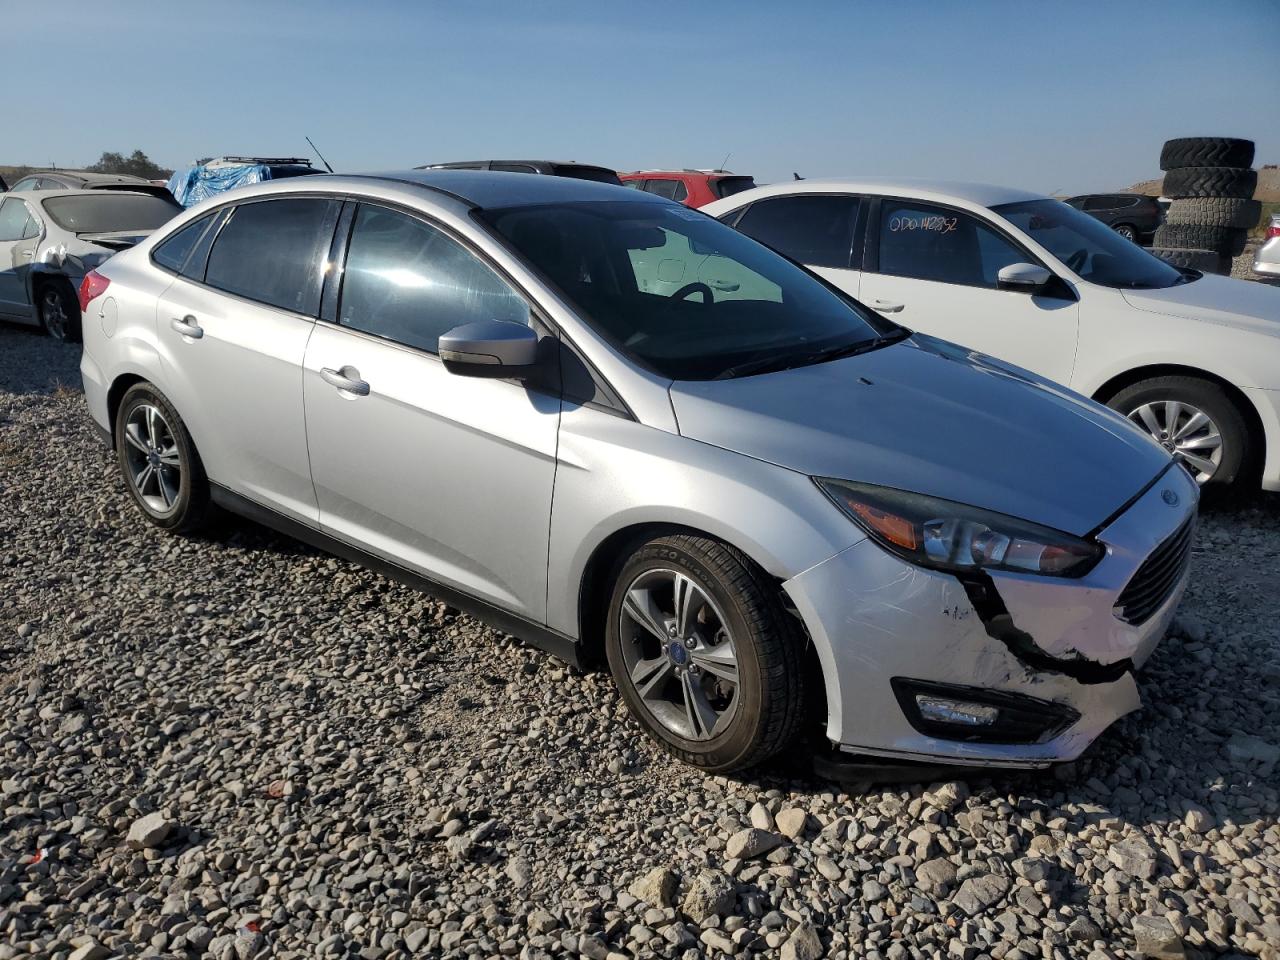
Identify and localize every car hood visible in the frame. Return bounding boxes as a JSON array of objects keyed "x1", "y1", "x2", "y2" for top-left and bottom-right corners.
[
  {"x1": 669, "y1": 335, "x2": 1172, "y2": 537},
  {"x1": 1120, "y1": 273, "x2": 1280, "y2": 339}
]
